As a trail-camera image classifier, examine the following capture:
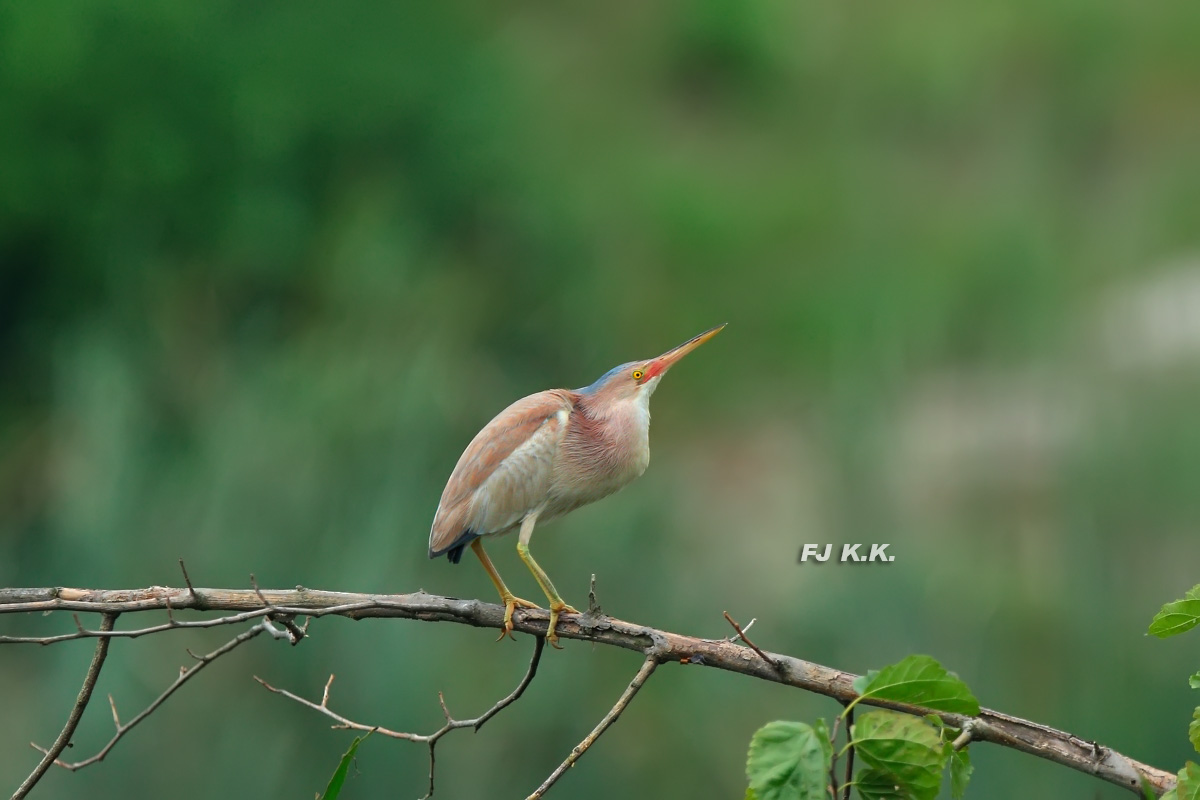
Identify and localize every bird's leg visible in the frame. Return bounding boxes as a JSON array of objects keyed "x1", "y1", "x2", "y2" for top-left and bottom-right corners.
[
  {"x1": 516, "y1": 513, "x2": 579, "y2": 649},
  {"x1": 471, "y1": 538, "x2": 541, "y2": 641}
]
